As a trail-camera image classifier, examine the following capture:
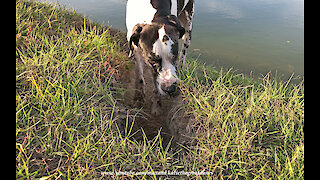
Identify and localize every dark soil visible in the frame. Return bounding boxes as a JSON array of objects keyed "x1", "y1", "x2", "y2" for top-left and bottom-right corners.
[{"x1": 114, "y1": 54, "x2": 192, "y2": 148}]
